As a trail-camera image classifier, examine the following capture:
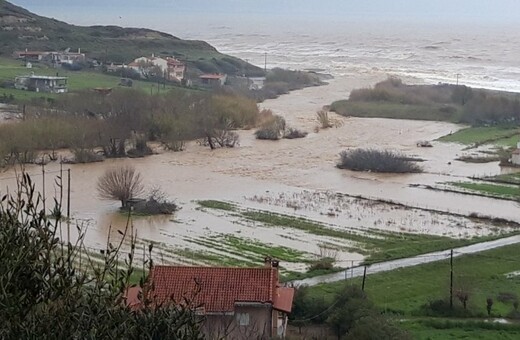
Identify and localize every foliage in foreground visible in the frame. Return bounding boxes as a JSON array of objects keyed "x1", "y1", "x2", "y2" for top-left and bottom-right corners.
[
  {"x1": 0, "y1": 174, "x2": 202, "y2": 339},
  {"x1": 338, "y1": 148, "x2": 423, "y2": 173}
]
